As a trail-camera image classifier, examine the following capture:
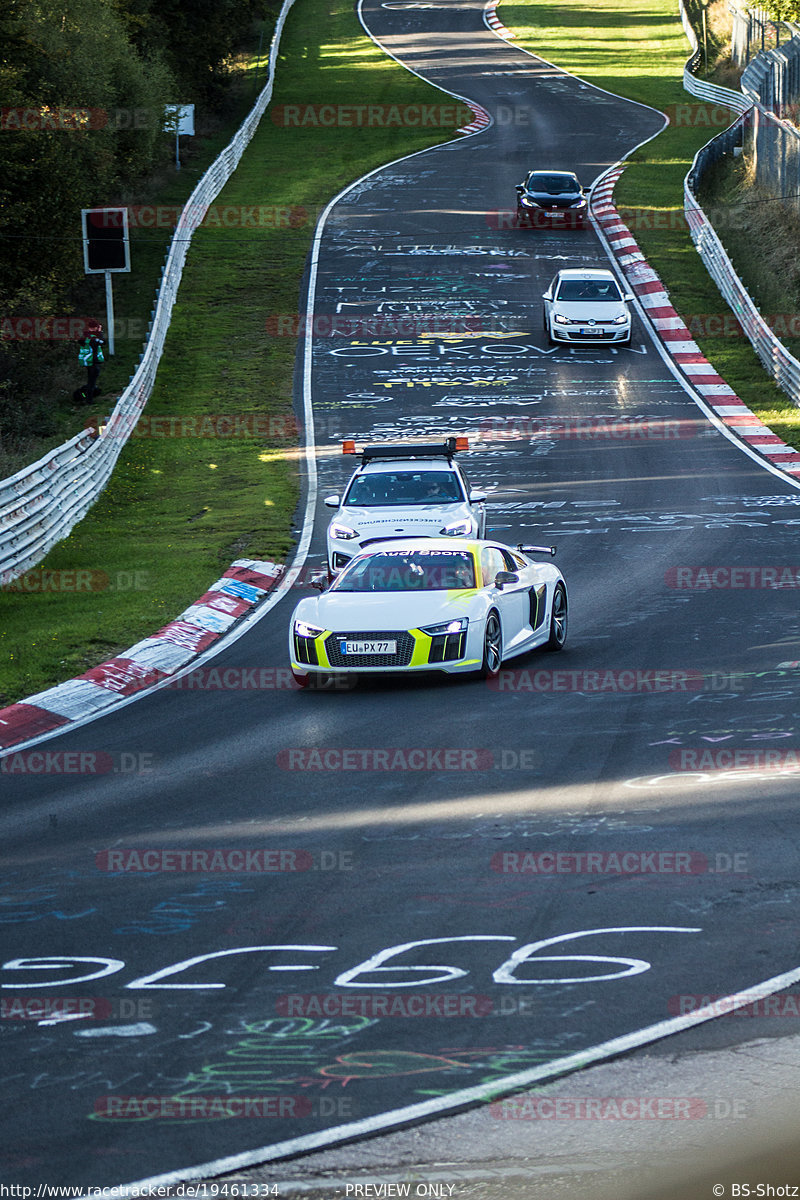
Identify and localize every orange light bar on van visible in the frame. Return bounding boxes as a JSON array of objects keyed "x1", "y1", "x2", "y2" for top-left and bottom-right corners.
[
  {"x1": 454, "y1": 437, "x2": 469, "y2": 452},
  {"x1": 342, "y1": 440, "x2": 356, "y2": 455}
]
